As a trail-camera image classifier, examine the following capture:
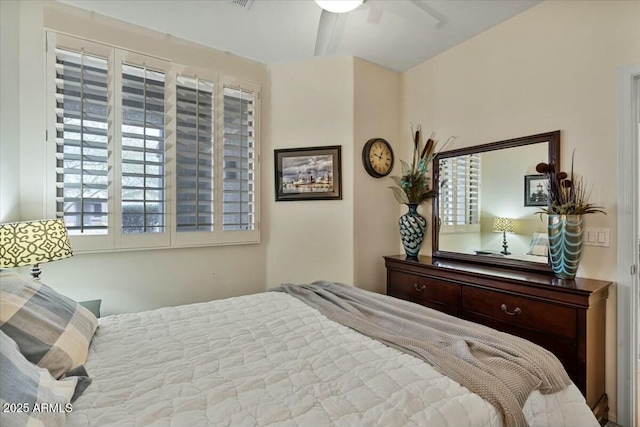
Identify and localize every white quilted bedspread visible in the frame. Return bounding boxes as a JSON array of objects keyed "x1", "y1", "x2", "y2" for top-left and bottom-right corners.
[{"x1": 67, "y1": 291, "x2": 598, "y2": 427}]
